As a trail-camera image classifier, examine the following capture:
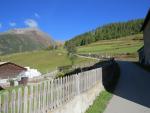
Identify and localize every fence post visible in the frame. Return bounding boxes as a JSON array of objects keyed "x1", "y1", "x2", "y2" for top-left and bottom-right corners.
[
  {"x1": 62, "y1": 77, "x2": 65, "y2": 103},
  {"x1": 23, "y1": 87, "x2": 28, "y2": 113},
  {"x1": 50, "y1": 80, "x2": 53, "y2": 110},
  {"x1": 64, "y1": 77, "x2": 67, "y2": 102},
  {"x1": 71, "y1": 76, "x2": 73, "y2": 99},
  {"x1": 100, "y1": 68, "x2": 103, "y2": 87},
  {"x1": 60, "y1": 78, "x2": 62, "y2": 105},
  {"x1": 67, "y1": 76, "x2": 70, "y2": 101},
  {"x1": 34, "y1": 84, "x2": 39, "y2": 113},
  {"x1": 37, "y1": 84, "x2": 41, "y2": 113},
  {"x1": 75, "y1": 74, "x2": 80, "y2": 95},
  {"x1": 17, "y1": 88, "x2": 22, "y2": 113},
  {"x1": 67, "y1": 76, "x2": 69, "y2": 100},
  {"x1": 3, "y1": 92, "x2": 9, "y2": 113},
  {"x1": 43, "y1": 81, "x2": 47, "y2": 112},
  {"x1": 29, "y1": 85, "x2": 33, "y2": 113},
  {"x1": 47, "y1": 81, "x2": 50, "y2": 110},
  {"x1": 53, "y1": 79, "x2": 56, "y2": 109},
  {"x1": 40, "y1": 83, "x2": 43, "y2": 113},
  {"x1": 74, "y1": 75, "x2": 76, "y2": 95},
  {"x1": 56, "y1": 79, "x2": 59, "y2": 107},
  {"x1": 11, "y1": 89, "x2": 16, "y2": 113},
  {"x1": 88, "y1": 71, "x2": 90, "y2": 89},
  {"x1": 58, "y1": 78, "x2": 61, "y2": 106}
]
